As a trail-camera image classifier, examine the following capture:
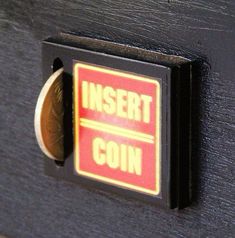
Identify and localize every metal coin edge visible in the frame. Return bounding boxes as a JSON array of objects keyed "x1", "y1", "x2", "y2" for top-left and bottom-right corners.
[{"x1": 34, "y1": 68, "x2": 64, "y2": 160}]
